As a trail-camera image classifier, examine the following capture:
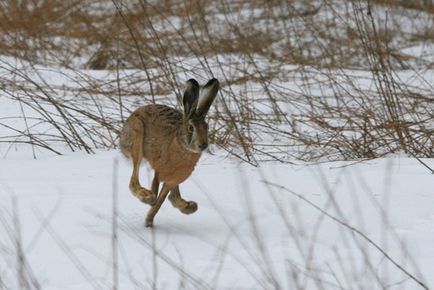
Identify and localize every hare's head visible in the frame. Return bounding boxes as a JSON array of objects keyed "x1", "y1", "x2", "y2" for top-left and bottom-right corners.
[{"x1": 179, "y1": 78, "x2": 219, "y2": 153}]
